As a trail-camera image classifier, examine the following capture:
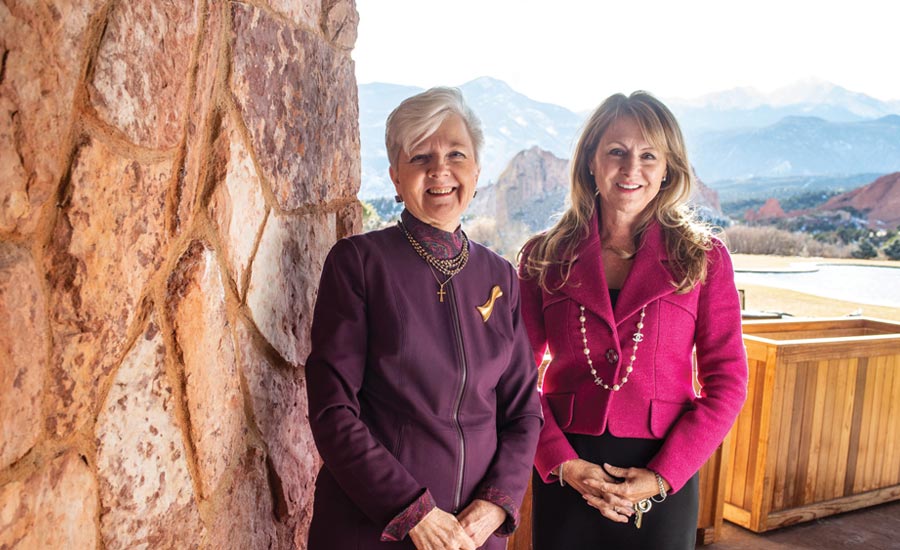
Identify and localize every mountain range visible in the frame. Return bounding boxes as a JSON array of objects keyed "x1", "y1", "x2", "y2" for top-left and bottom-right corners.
[
  {"x1": 690, "y1": 114, "x2": 900, "y2": 181},
  {"x1": 669, "y1": 78, "x2": 900, "y2": 133},
  {"x1": 358, "y1": 77, "x2": 900, "y2": 201}
]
